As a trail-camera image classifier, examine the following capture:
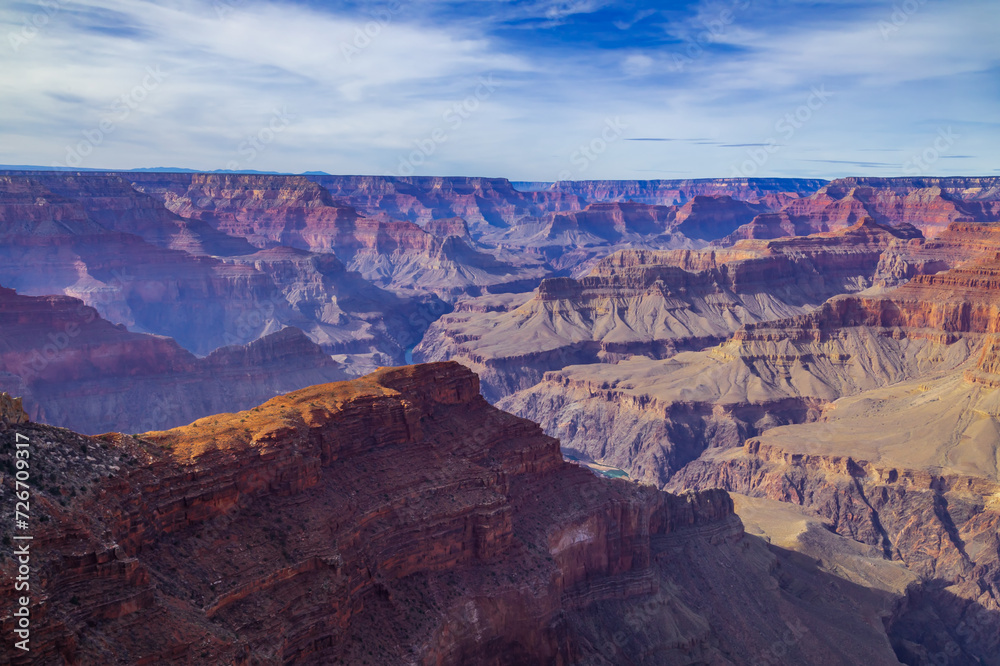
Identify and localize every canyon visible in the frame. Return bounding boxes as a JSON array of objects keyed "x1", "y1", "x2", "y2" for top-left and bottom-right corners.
[
  {"x1": 0, "y1": 172, "x2": 441, "y2": 375},
  {"x1": 4, "y1": 170, "x2": 1000, "y2": 663},
  {"x1": 498, "y1": 223, "x2": 1000, "y2": 664}
]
